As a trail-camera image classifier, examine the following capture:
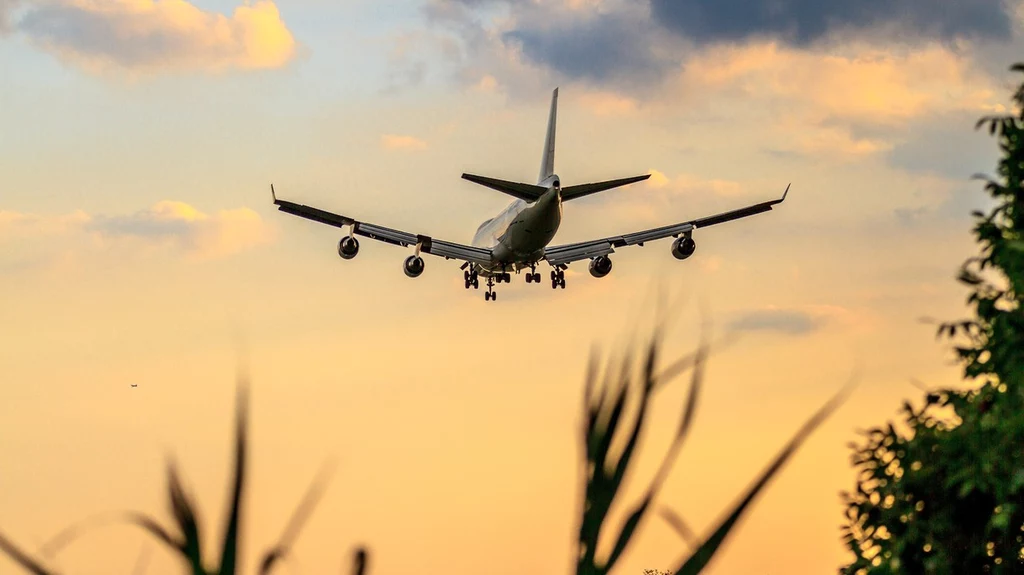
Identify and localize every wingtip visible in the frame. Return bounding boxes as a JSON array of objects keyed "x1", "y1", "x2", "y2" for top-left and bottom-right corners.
[
  {"x1": 781, "y1": 183, "x2": 790, "y2": 201},
  {"x1": 270, "y1": 184, "x2": 277, "y2": 202}
]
